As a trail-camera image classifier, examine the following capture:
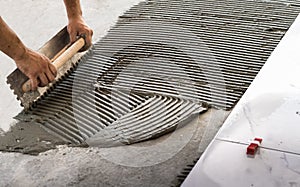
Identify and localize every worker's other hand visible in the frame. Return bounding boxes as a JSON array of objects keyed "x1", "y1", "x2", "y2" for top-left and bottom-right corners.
[
  {"x1": 15, "y1": 48, "x2": 57, "y2": 91},
  {"x1": 67, "y1": 16, "x2": 93, "y2": 52}
]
